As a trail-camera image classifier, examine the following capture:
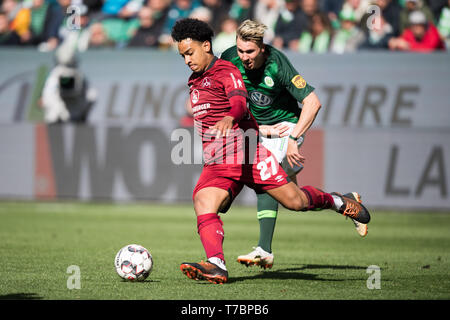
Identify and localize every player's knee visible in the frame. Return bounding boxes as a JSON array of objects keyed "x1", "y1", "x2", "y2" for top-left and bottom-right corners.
[
  {"x1": 193, "y1": 188, "x2": 230, "y2": 215},
  {"x1": 193, "y1": 192, "x2": 209, "y2": 212}
]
